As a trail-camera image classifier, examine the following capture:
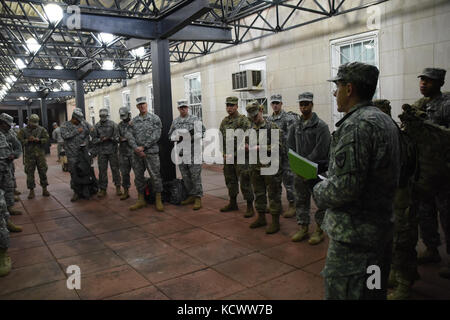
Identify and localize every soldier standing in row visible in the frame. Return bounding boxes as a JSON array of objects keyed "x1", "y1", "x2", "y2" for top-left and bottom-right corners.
[
  {"x1": 118, "y1": 107, "x2": 133, "y2": 200},
  {"x1": 0, "y1": 190, "x2": 12, "y2": 277},
  {"x1": 287, "y1": 92, "x2": 331, "y2": 244},
  {"x1": 126, "y1": 97, "x2": 164, "y2": 212},
  {"x1": 219, "y1": 96, "x2": 255, "y2": 217},
  {"x1": 52, "y1": 122, "x2": 64, "y2": 162},
  {"x1": 93, "y1": 108, "x2": 122, "y2": 198},
  {"x1": 169, "y1": 99, "x2": 206, "y2": 210},
  {"x1": 267, "y1": 94, "x2": 297, "y2": 218},
  {"x1": 313, "y1": 62, "x2": 400, "y2": 299},
  {"x1": 17, "y1": 114, "x2": 50, "y2": 200}
]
